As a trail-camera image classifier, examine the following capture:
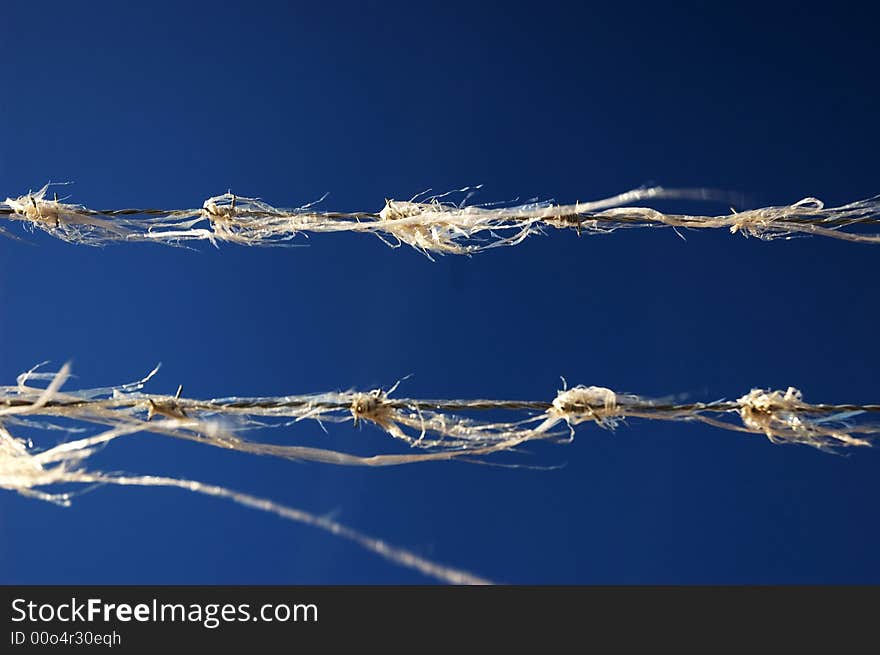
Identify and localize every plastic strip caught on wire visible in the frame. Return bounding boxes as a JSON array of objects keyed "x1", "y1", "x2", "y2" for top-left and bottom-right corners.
[{"x1": 3, "y1": 184, "x2": 880, "y2": 257}]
